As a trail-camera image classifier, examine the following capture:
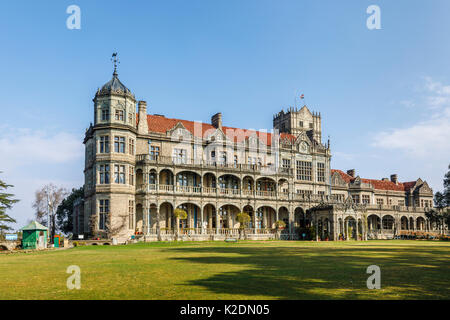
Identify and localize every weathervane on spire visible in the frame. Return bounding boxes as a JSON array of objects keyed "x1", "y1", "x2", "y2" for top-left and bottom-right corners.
[{"x1": 111, "y1": 52, "x2": 119, "y2": 76}]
